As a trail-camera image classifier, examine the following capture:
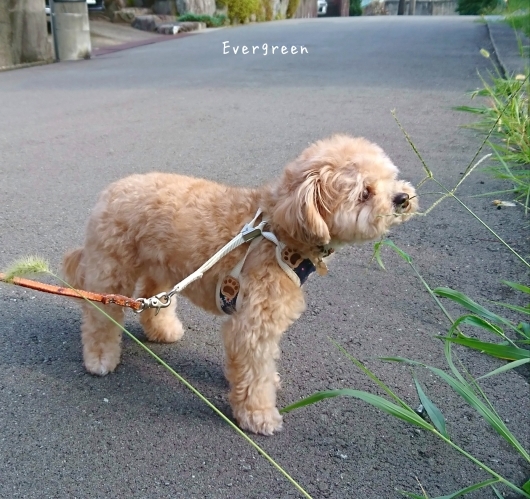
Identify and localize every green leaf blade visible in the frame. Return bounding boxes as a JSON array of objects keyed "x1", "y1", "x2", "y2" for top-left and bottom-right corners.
[
  {"x1": 426, "y1": 366, "x2": 530, "y2": 462},
  {"x1": 477, "y1": 358, "x2": 530, "y2": 379},
  {"x1": 282, "y1": 389, "x2": 434, "y2": 431},
  {"x1": 434, "y1": 287, "x2": 510, "y2": 326},
  {"x1": 413, "y1": 377, "x2": 449, "y2": 438},
  {"x1": 437, "y1": 335, "x2": 530, "y2": 361},
  {"x1": 431, "y1": 478, "x2": 499, "y2": 499},
  {"x1": 502, "y1": 281, "x2": 530, "y2": 295}
]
